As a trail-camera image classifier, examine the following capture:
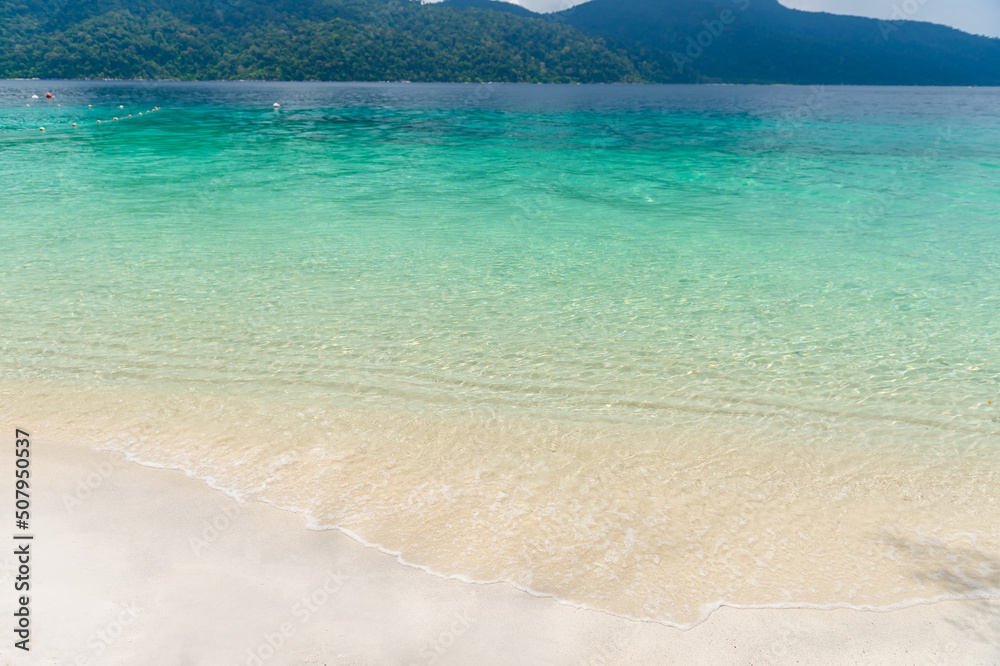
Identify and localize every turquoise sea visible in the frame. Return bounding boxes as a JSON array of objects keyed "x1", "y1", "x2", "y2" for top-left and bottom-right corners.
[{"x1": 2, "y1": 81, "x2": 999, "y2": 625}]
